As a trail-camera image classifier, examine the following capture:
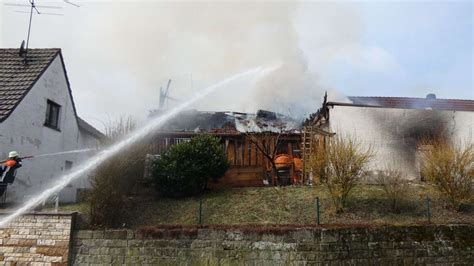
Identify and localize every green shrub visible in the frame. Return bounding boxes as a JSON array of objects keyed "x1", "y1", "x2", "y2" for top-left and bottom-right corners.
[{"x1": 152, "y1": 135, "x2": 229, "y2": 198}]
